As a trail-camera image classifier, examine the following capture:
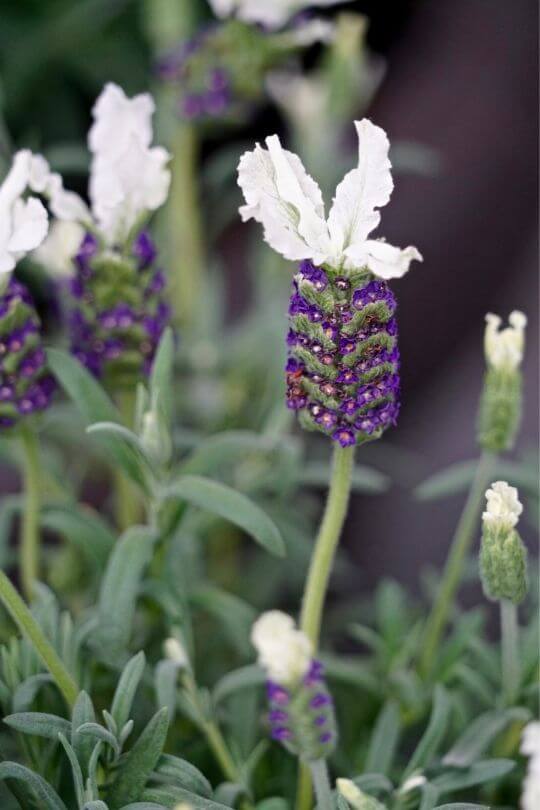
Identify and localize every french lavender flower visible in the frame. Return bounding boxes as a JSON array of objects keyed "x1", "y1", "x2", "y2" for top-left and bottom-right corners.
[
  {"x1": 251, "y1": 611, "x2": 337, "y2": 761},
  {"x1": 237, "y1": 119, "x2": 422, "y2": 447},
  {"x1": 0, "y1": 151, "x2": 54, "y2": 430},
  {"x1": 480, "y1": 481, "x2": 528, "y2": 604},
  {"x1": 30, "y1": 84, "x2": 172, "y2": 385},
  {"x1": 157, "y1": 0, "x2": 347, "y2": 124},
  {"x1": 521, "y1": 722, "x2": 540, "y2": 810},
  {"x1": 477, "y1": 310, "x2": 526, "y2": 452}
]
